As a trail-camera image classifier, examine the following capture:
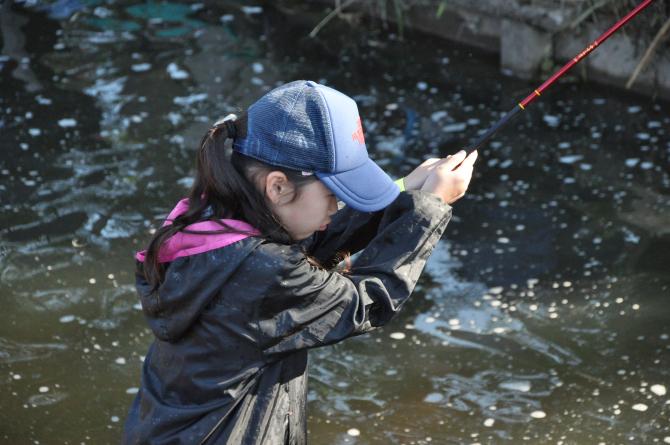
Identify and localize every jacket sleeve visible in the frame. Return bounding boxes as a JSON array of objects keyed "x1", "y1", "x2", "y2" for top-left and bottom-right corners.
[{"x1": 255, "y1": 190, "x2": 452, "y2": 360}]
